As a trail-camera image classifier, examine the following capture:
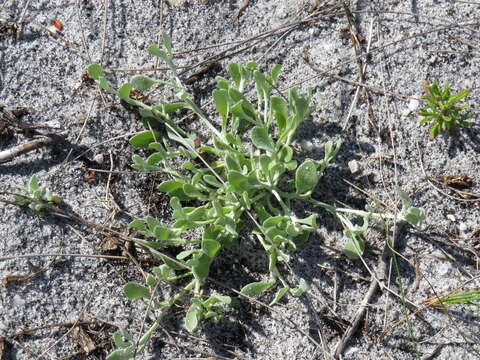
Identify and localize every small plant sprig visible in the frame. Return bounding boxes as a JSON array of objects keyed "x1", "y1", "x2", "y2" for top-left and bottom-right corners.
[
  {"x1": 423, "y1": 288, "x2": 480, "y2": 308},
  {"x1": 87, "y1": 34, "x2": 425, "y2": 359},
  {"x1": 419, "y1": 79, "x2": 473, "y2": 138},
  {"x1": 13, "y1": 175, "x2": 61, "y2": 213}
]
